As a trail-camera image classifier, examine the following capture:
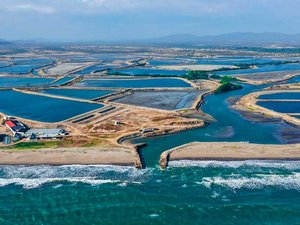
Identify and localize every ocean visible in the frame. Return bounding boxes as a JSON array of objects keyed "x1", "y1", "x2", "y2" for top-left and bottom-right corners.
[{"x1": 1, "y1": 161, "x2": 300, "y2": 224}]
